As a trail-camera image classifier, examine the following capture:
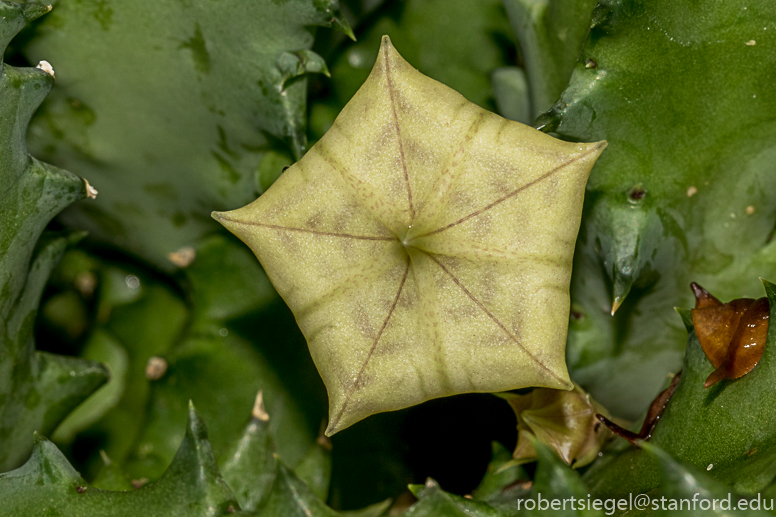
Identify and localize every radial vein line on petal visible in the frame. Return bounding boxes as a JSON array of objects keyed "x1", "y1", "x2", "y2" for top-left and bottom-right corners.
[
  {"x1": 425, "y1": 252, "x2": 566, "y2": 386},
  {"x1": 415, "y1": 143, "x2": 605, "y2": 239},
  {"x1": 331, "y1": 259, "x2": 411, "y2": 429},
  {"x1": 383, "y1": 39, "x2": 415, "y2": 221},
  {"x1": 215, "y1": 217, "x2": 395, "y2": 241},
  {"x1": 417, "y1": 113, "x2": 487, "y2": 221},
  {"x1": 297, "y1": 254, "x2": 400, "y2": 320},
  {"x1": 315, "y1": 143, "x2": 400, "y2": 237}
]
